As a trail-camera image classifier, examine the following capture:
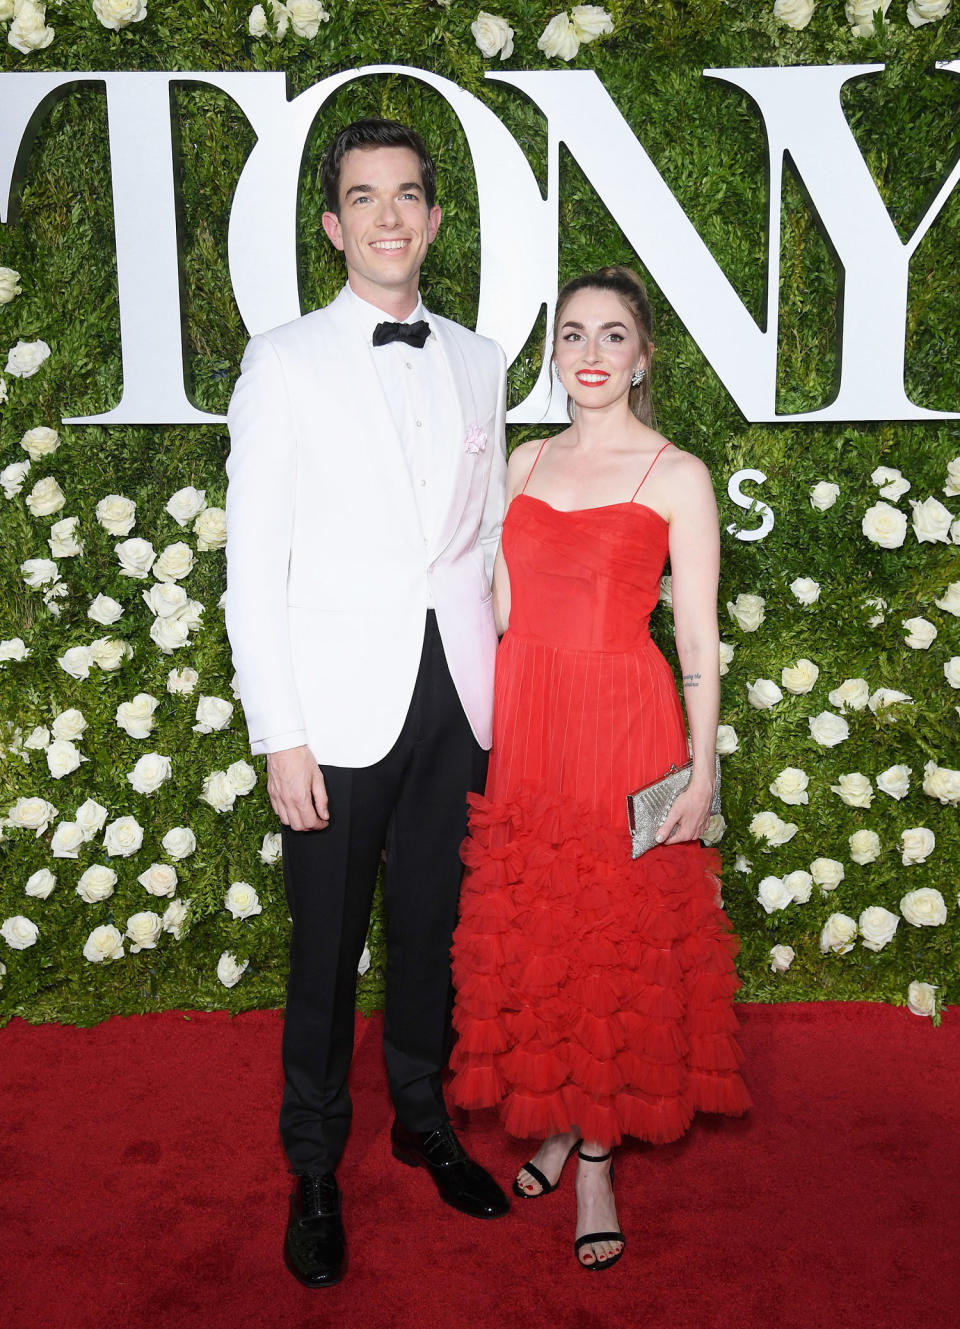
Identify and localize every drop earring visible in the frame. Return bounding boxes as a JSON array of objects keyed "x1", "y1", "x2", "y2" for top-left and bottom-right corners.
[{"x1": 631, "y1": 366, "x2": 645, "y2": 387}]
